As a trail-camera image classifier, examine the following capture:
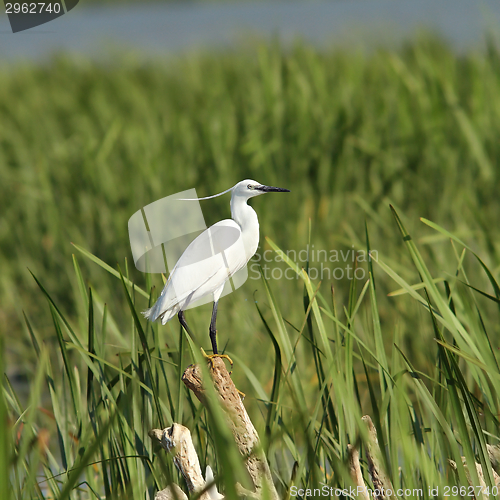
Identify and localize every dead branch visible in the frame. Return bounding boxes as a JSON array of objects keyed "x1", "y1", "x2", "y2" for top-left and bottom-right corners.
[
  {"x1": 487, "y1": 444, "x2": 500, "y2": 475},
  {"x1": 149, "y1": 424, "x2": 212, "y2": 500},
  {"x1": 154, "y1": 483, "x2": 188, "y2": 500},
  {"x1": 182, "y1": 358, "x2": 278, "y2": 500},
  {"x1": 448, "y1": 457, "x2": 500, "y2": 498},
  {"x1": 361, "y1": 416, "x2": 396, "y2": 500},
  {"x1": 347, "y1": 444, "x2": 372, "y2": 500}
]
